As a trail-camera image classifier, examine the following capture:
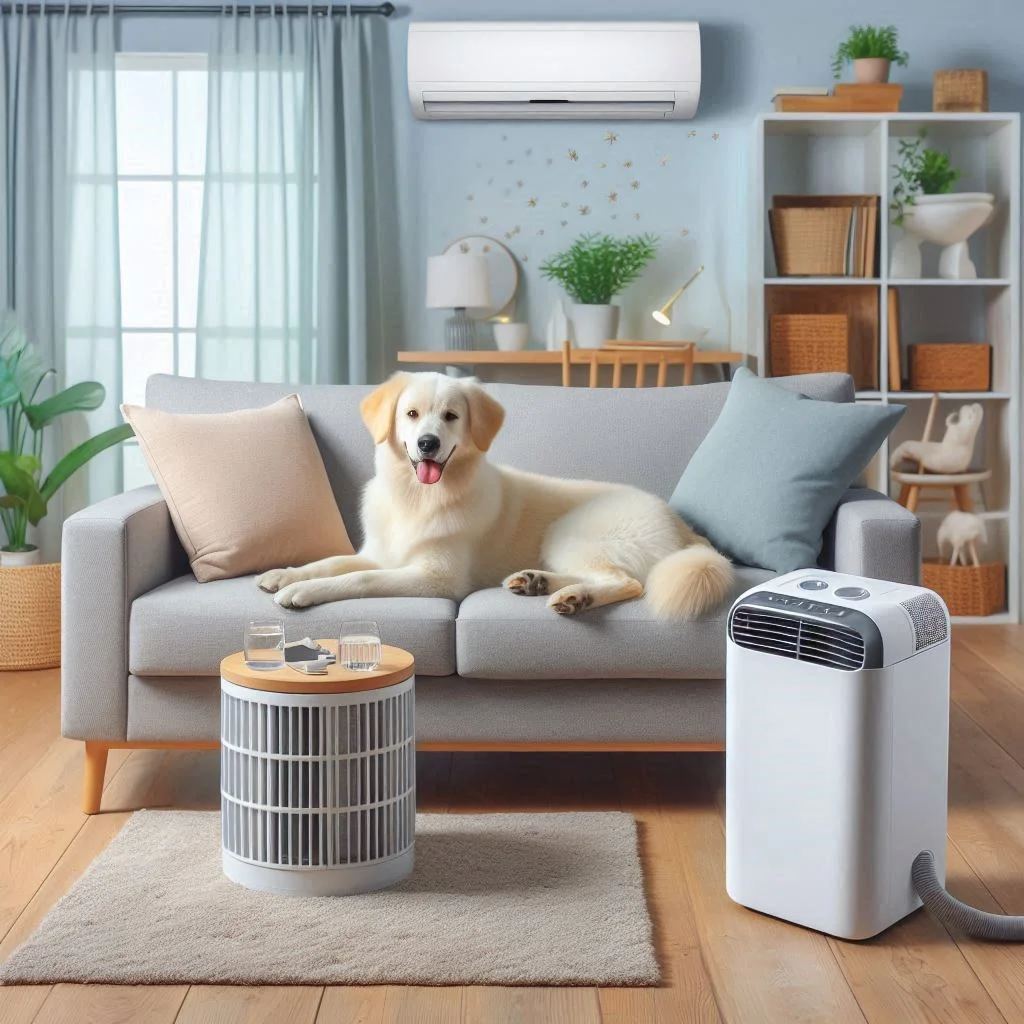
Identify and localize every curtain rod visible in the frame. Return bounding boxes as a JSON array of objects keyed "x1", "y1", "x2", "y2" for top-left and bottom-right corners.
[{"x1": 0, "y1": 2, "x2": 394, "y2": 14}]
